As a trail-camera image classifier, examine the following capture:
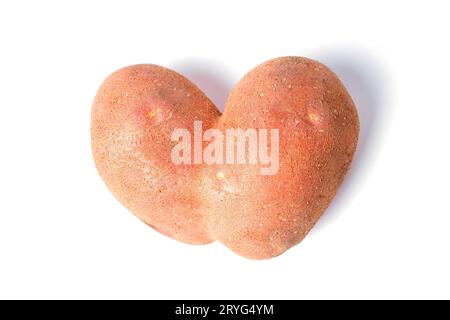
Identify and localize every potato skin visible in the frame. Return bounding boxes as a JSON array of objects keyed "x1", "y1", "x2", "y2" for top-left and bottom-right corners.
[
  {"x1": 91, "y1": 64, "x2": 220, "y2": 244},
  {"x1": 204, "y1": 57, "x2": 359, "y2": 259},
  {"x1": 91, "y1": 57, "x2": 359, "y2": 259}
]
